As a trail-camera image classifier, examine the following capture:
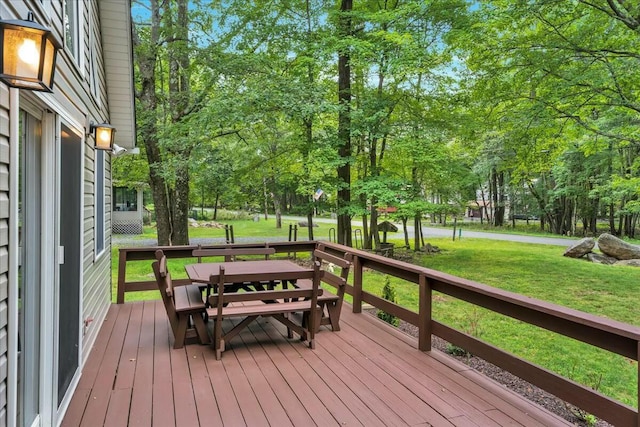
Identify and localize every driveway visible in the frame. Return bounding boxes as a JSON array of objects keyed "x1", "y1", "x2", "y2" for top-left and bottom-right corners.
[{"x1": 113, "y1": 216, "x2": 577, "y2": 248}]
